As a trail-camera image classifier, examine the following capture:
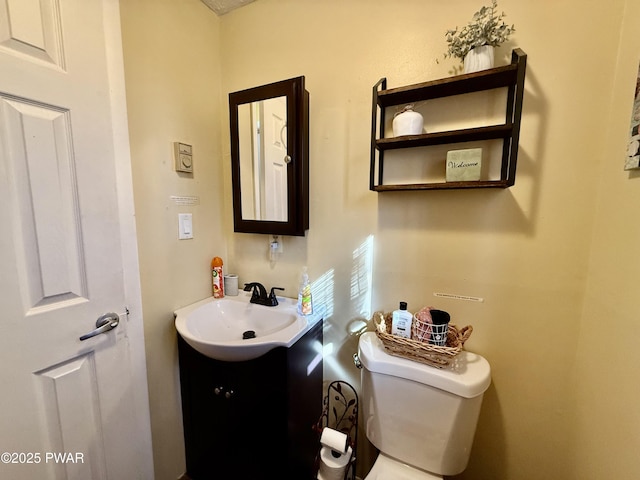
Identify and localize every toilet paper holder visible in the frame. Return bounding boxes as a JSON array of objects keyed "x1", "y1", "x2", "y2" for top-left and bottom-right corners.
[{"x1": 313, "y1": 380, "x2": 358, "y2": 480}]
